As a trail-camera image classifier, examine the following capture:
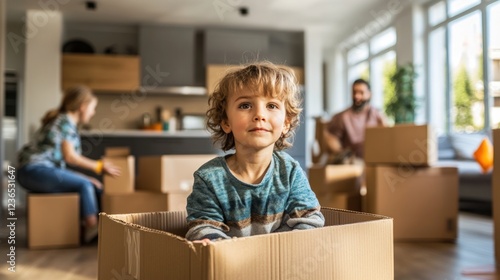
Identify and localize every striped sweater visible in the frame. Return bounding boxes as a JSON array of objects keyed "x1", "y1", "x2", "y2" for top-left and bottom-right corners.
[{"x1": 185, "y1": 151, "x2": 324, "y2": 241}]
